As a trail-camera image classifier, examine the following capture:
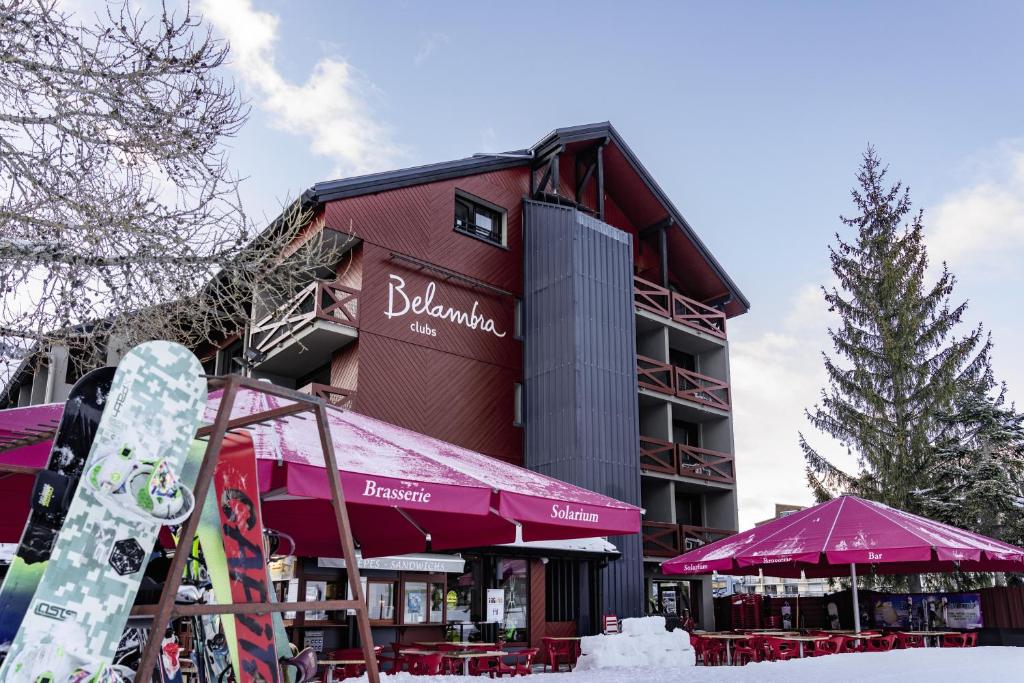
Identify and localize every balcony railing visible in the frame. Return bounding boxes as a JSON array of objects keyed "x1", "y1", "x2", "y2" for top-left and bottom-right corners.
[
  {"x1": 639, "y1": 437, "x2": 735, "y2": 484},
  {"x1": 299, "y1": 383, "x2": 356, "y2": 409},
  {"x1": 633, "y1": 276, "x2": 726, "y2": 339},
  {"x1": 251, "y1": 281, "x2": 359, "y2": 356},
  {"x1": 636, "y1": 355, "x2": 731, "y2": 411},
  {"x1": 677, "y1": 443, "x2": 735, "y2": 483},
  {"x1": 640, "y1": 436, "x2": 677, "y2": 474},
  {"x1": 642, "y1": 521, "x2": 736, "y2": 558}
]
